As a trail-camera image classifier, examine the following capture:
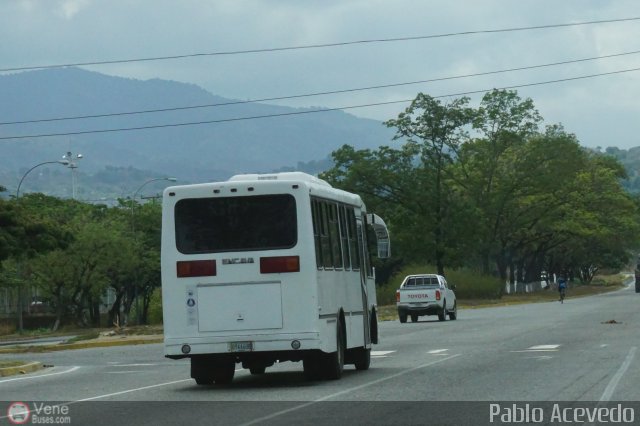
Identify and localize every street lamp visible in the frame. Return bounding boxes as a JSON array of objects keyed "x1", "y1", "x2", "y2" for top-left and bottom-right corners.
[
  {"x1": 16, "y1": 160, "x2": 70, "y2": 199},
  {"x1": 15, "y1": 159, "x2": 70, "y2": 333},
  {"x1": 62, "y1": 152, "x2": 83, "y2": 199},
  {"x1": 132, "y1": 177, "x2": 177, "y2": 204},
  {"x1": 130, "y1": 177, "x2": 176, "y2": 325}
]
